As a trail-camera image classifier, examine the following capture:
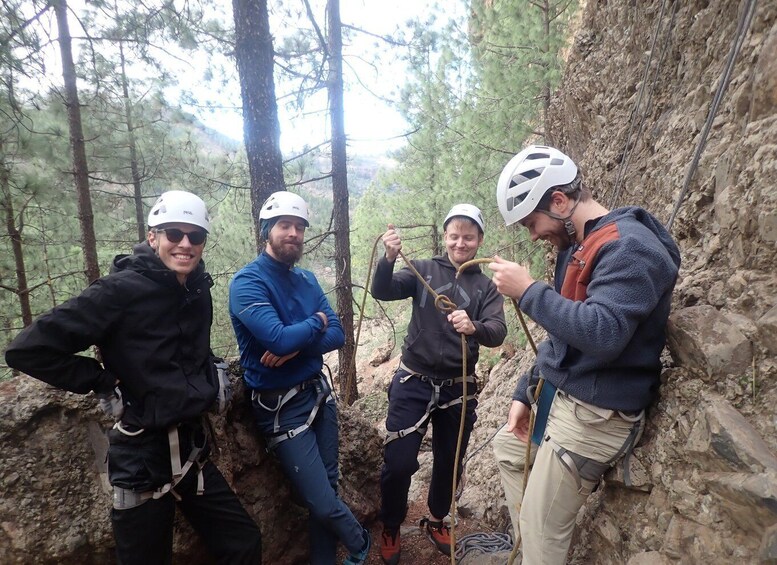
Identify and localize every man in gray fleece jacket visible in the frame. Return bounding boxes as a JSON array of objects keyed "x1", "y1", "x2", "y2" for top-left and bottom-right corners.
[{"x1": 490, "y1": 145, "x2": 680, "y2": 564}]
